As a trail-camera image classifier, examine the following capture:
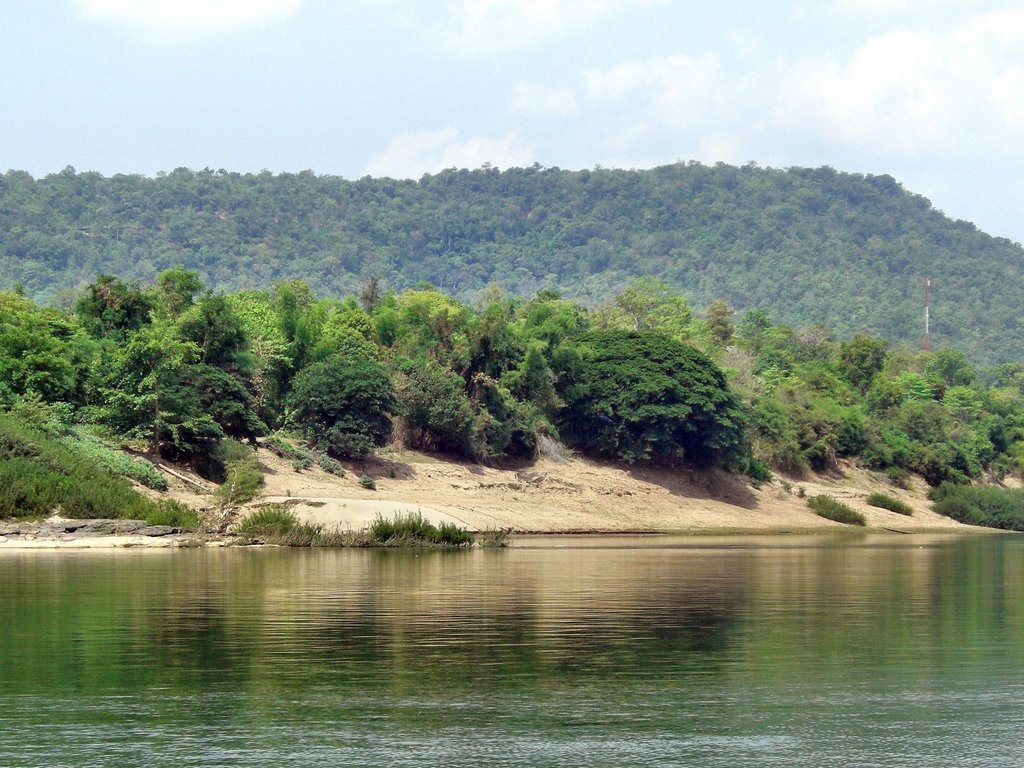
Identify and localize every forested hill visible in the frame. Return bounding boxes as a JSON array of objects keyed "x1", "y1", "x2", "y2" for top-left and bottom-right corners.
[{"x1": 1, "y1": 163, "x2": 1021, "y2": 363}]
